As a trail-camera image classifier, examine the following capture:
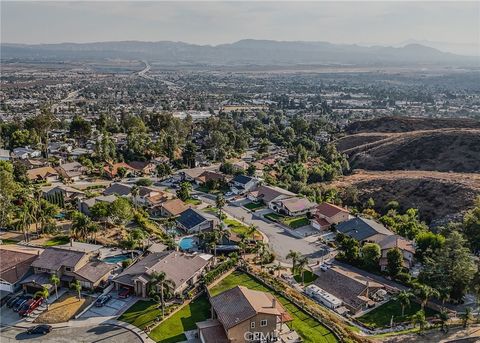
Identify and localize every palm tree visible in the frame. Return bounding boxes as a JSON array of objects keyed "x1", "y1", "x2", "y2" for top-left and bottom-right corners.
[
  {"x1": 296, "y1": 256, "x2": 309, "y2": 284},
  {"x1": 18, "y1": 201, "x2": 35, "y2": 242},
  {"x1": 461, "y1": 307, "x2": 473, "y2": 329},
  {"x1": 34, "y1": 287, "x2": 49, "y2": 300},
  {"x1": 215, "y1": 194, "x2": 226, "y2": 221},
  {"x1": 70, "y1": 280, "x2": 82, "y2": 300},
  {"x1": 437, "y1": 310, "x2": 449, "y2": 333},
  {"x1": 149, "y1": 271, "x2": 175, "y2": 318},
  {"x1": 396, "y1": 290, "x2": 414, "y2": 317},
  {"x1": 271, "y1": 262, "x2": 286, "y2": 277},
  {"x1": 415, "y1": 284, "x2": 439, "y2": 310},
  {"x1": 255, "y1": 241, "x2": 267, "y2": 263},
  {"x1": 71, "y1": 211, "x2": 91, "y2": 241},
  {"x1": 286, "y1": 250, "x2": 301, "y2": 275},
  {"x1": 412, "y1": 310, "x2": 427, "y2": 333},
  {"x1": 131, "y1": 185, "x2": 139, "y2": 209},
  {"x1": 50, "y1": 274, "x2": 60, "y2": 299}
]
